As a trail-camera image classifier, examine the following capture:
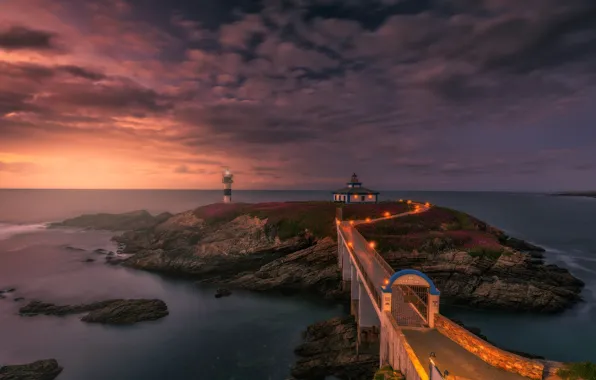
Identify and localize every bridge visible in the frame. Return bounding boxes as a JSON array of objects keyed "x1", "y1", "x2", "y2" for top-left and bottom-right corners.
[{"x1": 336, "y1": 203, "x2": 548, "y2": 380}]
